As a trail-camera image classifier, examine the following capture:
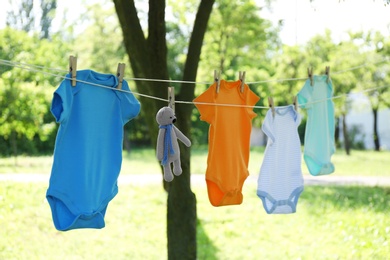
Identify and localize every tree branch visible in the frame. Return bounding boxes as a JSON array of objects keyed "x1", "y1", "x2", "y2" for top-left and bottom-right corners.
[
  {"x1": 113, "y1": 0, "x2": 148, "y2": 75},
  {"x1": 379, "y1": 94, "x2": 390, "y2": 108},
  {"x1": 148, "y1": 0, "x2": 169, "y2": 79},
  {"x1": 178, "y1": 0, "x2": 215, "y2": 102}
]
